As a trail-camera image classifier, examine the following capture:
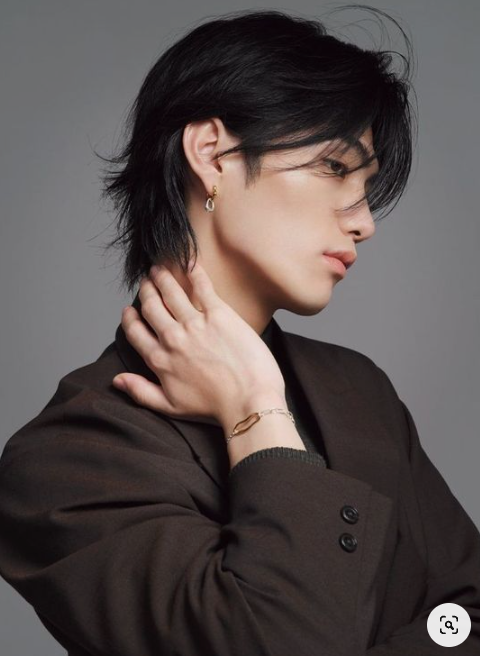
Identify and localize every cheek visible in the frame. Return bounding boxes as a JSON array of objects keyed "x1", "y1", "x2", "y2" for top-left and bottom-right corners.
[
  {"x1": 225, "y1": 171, "x2": 329, "y2": 243},
  {"x1": 218, "y1": 171, "x2": 335, "y2": 282}
]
